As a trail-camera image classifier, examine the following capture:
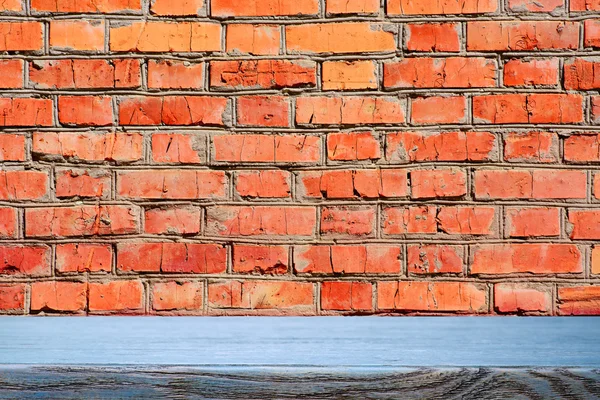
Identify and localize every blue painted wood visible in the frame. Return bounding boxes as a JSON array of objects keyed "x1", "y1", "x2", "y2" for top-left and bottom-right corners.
[{"x1": 0, "y1": 316, "x2": 599, "y2": 367}]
